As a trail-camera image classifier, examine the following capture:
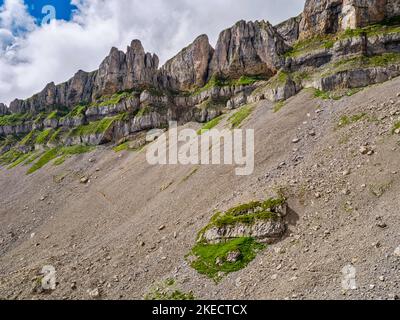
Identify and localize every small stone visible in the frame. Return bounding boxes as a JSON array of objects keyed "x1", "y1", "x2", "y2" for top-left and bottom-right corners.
[
  {"x1": 88, "y1": 288, "x2": 100, "y2": 298},
  {"x1": 377, "y1": 222, "x2": 387, "y2": 229},
  {"x1": 359, "y1": 146, "x2": 369, "y2": 155},
  {"x1": 379, "y1": 276, "x2": 385, "y2": 282},
  {"x1": 394, "y1": 128, "x2": 400, "y2": 135},
  {"x1": 393, "y1": 246, "x2": 400, "y2": 257},
  {"x1": 314, "y1": 192, "x2": 321, "y2": 199},
  {"x1": 292, "y1": 138, "x2": 301, "y2": 144},
  {"x1": 342, "y1": 189, "x2": 351, "y2": 195},
  {"x1": 343, "y1": 169, "x2": 351, "y2": 176},
  {"x1": 308, "y1": 130, "x2": 316, "y2": 137},
  {"x1": 88, "y1": 158, "x2": 95, "y2": 163},
  {"x1": 158, "y1": 225, "x2": 166, "y2": 231},
  {"x1": 80, "y1": 177, "x2": 89, "y2": 184},
  {"x1": 226, "y1": 251, "x2": 241, "y2": 263},
  {"x1": 271, "y1": 274, "x2": 278, "y2": 280},
  {"x1": 71, "y1": 282, "x2": 77, "y2": 290}
]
